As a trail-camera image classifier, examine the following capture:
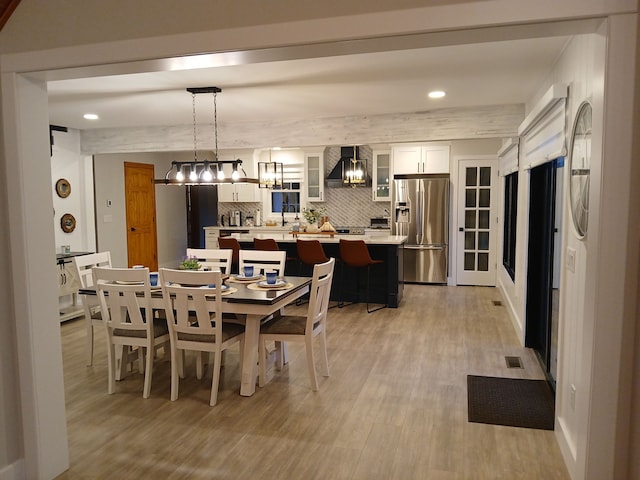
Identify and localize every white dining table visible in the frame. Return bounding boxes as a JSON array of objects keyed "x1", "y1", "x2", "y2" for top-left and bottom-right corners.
[{"x1": 80, "y1": 275, "x2": 311, "y2": 396}]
